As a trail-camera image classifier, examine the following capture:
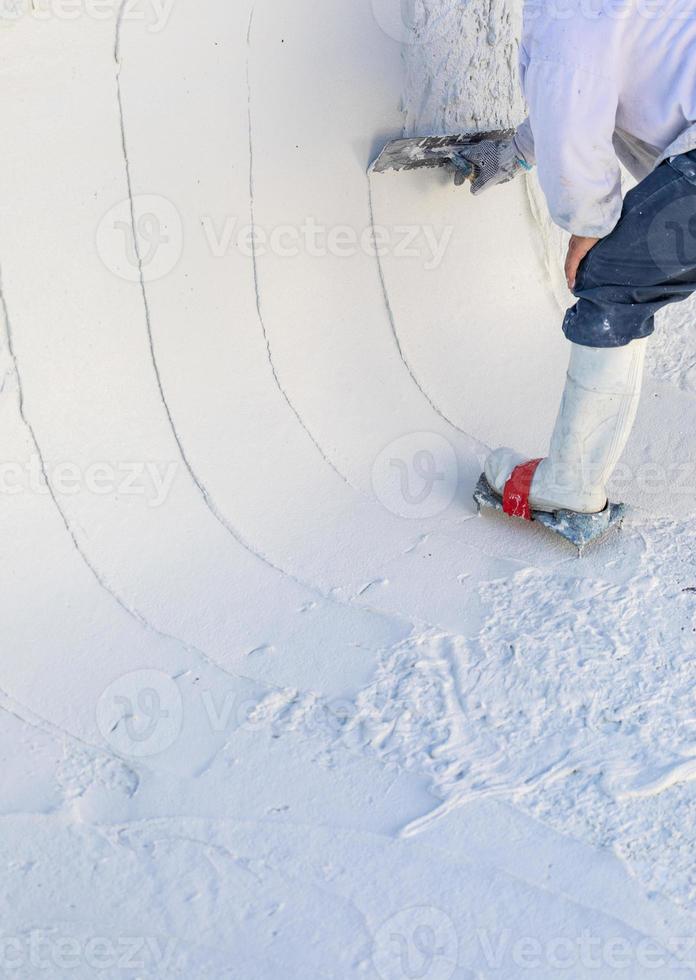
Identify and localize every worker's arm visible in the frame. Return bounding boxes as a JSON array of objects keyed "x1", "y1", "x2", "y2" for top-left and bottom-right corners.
[
  {"x1": 513, "y1": 117, "x2": 536, "y2": 168},
  {"x1": 514, "y1": 113, "x2": 603, "y2": 288},
  {"x1": 522, "y1": 56, "x2": 622, "y2": 238}
]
